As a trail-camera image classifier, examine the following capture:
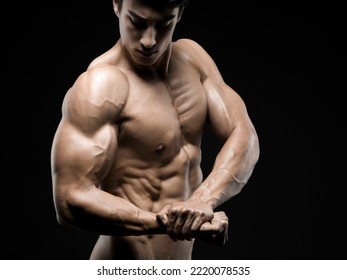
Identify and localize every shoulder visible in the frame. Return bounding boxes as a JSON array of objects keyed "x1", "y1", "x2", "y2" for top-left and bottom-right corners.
[
  {"x1": 62, "y1": 65, "x2": 129, "y2": 131},
  {"x1": 173, "y1": 39, "x2": 219, "y2": 78},
  {"x1": 174, "y1": 38, "x2": 204, "y2": 52},
  {"x1": 173, "y1": 39, "x2": 212, "y2": 62}
]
